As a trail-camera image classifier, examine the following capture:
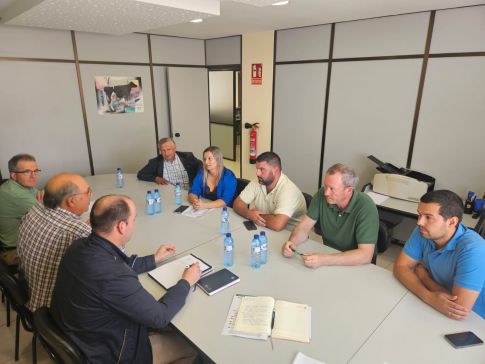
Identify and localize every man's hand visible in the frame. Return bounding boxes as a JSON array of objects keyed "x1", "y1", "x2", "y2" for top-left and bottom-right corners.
[
  {"x1": 427, "y1": 291, "x2": 470, "y2": 320},
  {"x1": 247, "y1": 209, "x2": 266, "y2": 226},
  {"x1": 302, "y1": 253, "x2": 325, "y2": 269},
  {"x1": 155, "y1": 177, "x2": 170, "y2": 185},
  {"x1": 282, "y1": 241, "x2": 296, "y2": 257},
  {"x1": 36, "y1": 190, "x2": 44, "y2": 203},
  {"x1": 182, "y1": 262, "x2": 201, "y2": 286},
  {"x1": 154, "y1": 244, "x2": 176, "y2": 264}
]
